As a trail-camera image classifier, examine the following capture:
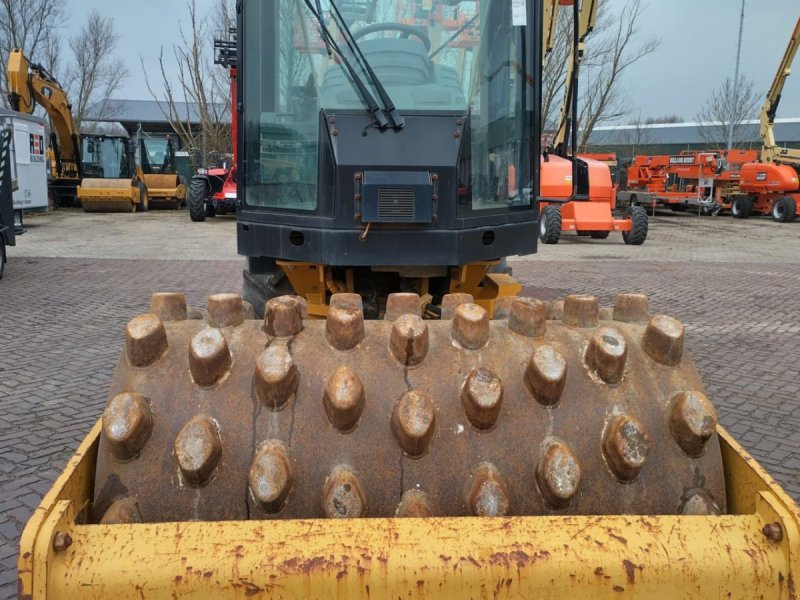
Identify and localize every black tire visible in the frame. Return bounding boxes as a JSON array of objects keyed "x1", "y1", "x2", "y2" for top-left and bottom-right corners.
[
  {"x1": 622, "y1": 205, "x2": 648, "y2": 245},
  {"x1": 731, "y1": 195, "x2": 752, "y2": 219},
  {"x1": 538, "y1": 205, "x2": 562, "y2": 244},
  {"x1": 242, "y1": 268, "x2": 295, "y2": 319},
  {"x1": 772, "y1": 196, "x2": 797, "y2": 223},
  {"x1": 590, "y1": 231, "x2": 610, "y2": 239},
  {"x1": 136, "y1": 182, "x2": 149, "y2": 212},
  {"x1": 0, "y1": 237, "x2": 5, "y2": 280},
  {"x1": 188, "y1": 177, "x2": 208, "y2": 222}
]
